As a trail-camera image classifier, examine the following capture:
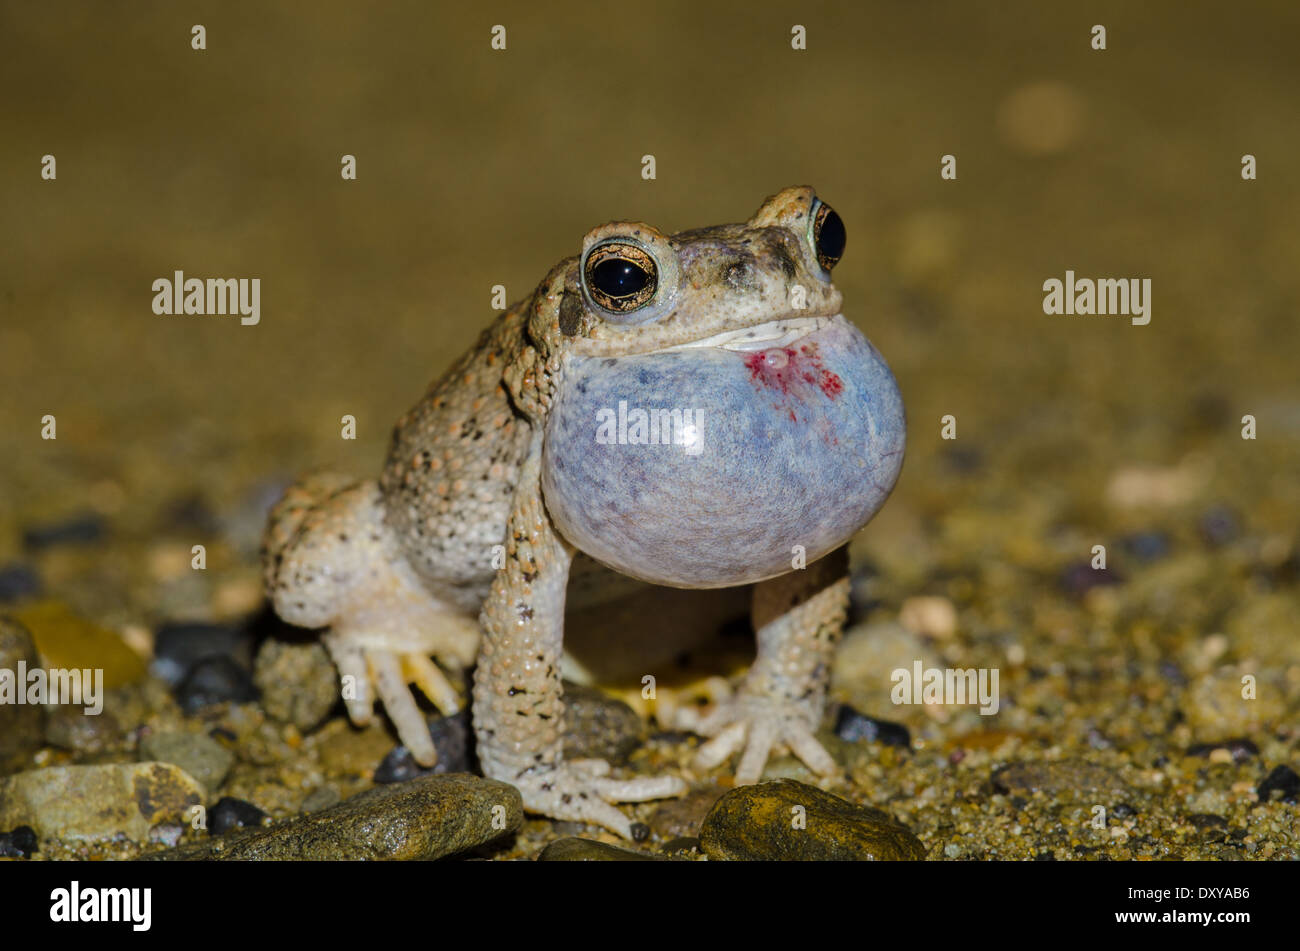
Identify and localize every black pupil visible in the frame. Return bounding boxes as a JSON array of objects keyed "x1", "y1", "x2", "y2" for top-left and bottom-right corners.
[
  {"x1": 817, "y1": 208, "x2": 846, "y2": 263},
  {"x1": 592, "y1": 258, "x2": 649, "y2": 298}
]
